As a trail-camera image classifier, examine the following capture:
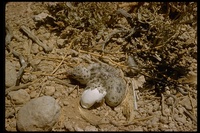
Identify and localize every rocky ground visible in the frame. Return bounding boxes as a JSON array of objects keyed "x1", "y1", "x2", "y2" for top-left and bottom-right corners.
[{"x1": 5, "y1": 2, "x2": 197, "y2": 131}]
